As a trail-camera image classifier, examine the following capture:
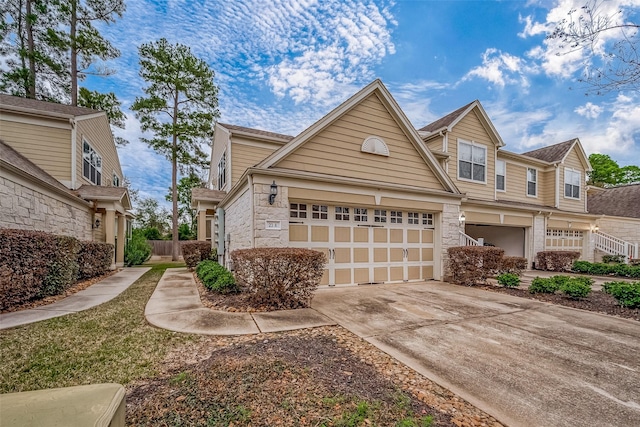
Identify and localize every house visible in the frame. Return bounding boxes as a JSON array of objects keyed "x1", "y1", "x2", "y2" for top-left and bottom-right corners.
[
  {"x1": 192, "y1": 80, "x2": 638, "y2": 285},
  {"x1": 0, "y1": 94, "x2": 132, "y2": 268}
]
